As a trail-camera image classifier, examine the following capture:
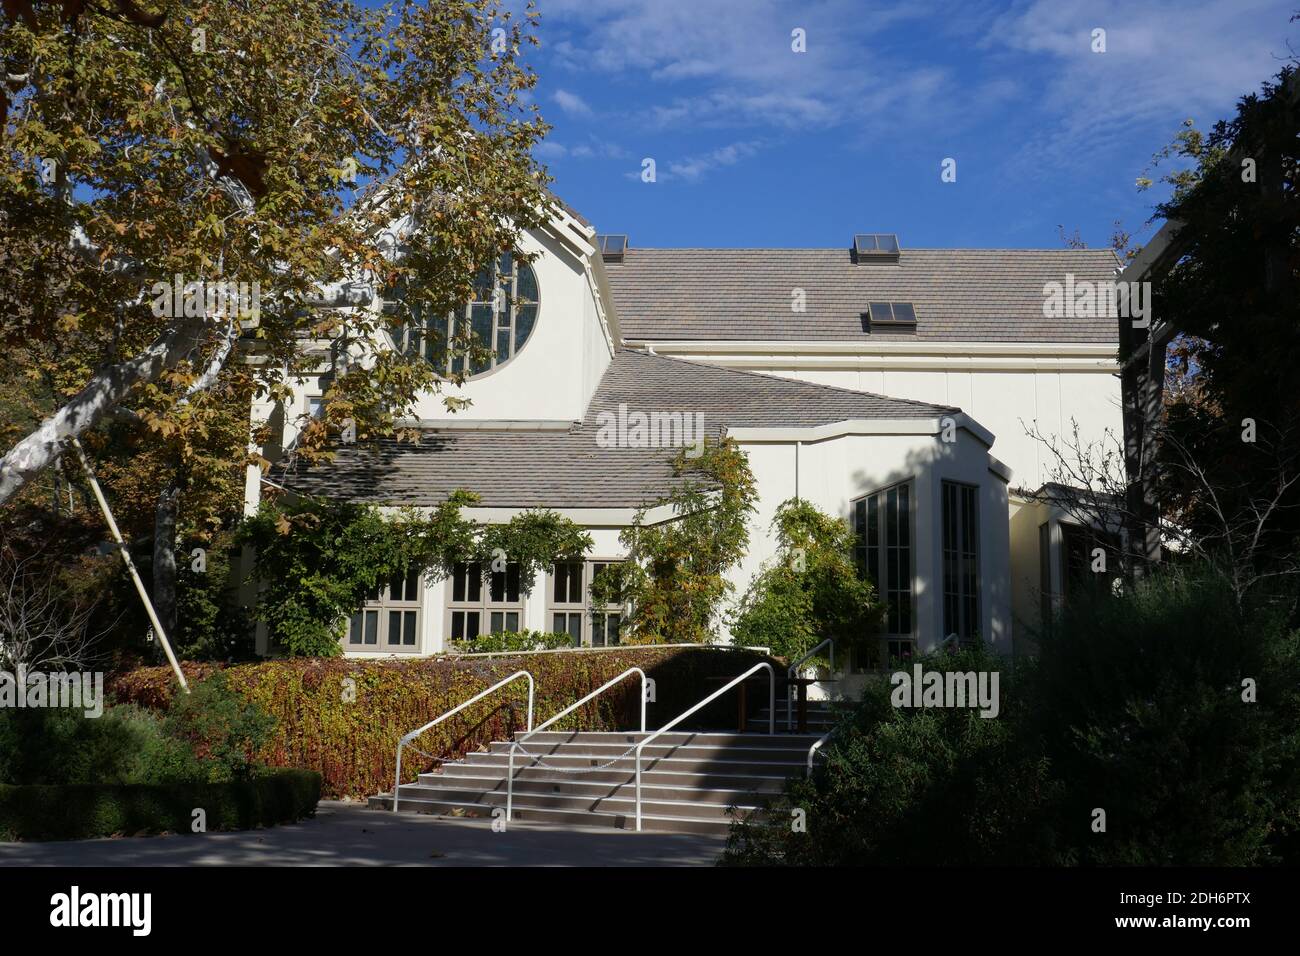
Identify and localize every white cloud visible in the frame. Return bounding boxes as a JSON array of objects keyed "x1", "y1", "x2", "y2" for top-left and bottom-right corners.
[
  {"x1": 552, "y1": 88, "x2": 594, "y2": 116},
  {"x1": 633, "y1": 140, "x2": 764, "y2": 183}
]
